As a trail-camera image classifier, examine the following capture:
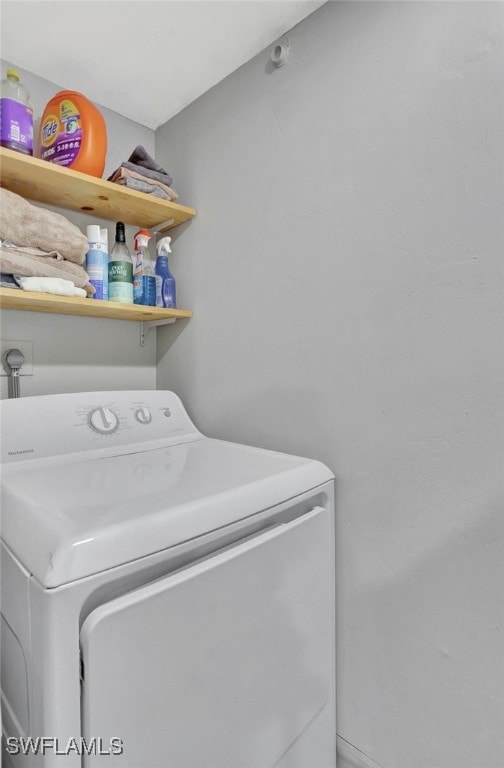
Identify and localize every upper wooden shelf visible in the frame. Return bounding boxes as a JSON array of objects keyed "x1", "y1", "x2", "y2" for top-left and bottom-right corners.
[{"x1": 0, "y1": 147, "x2": 196, "y2": 231}]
